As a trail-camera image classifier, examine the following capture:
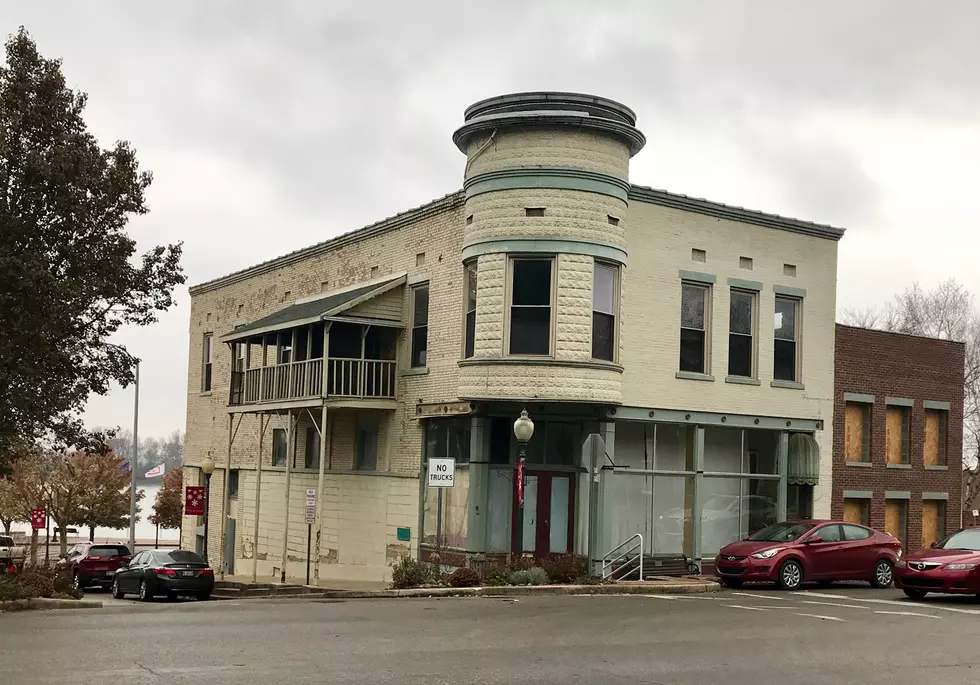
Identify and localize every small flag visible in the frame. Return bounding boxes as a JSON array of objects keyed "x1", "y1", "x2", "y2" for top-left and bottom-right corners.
[
  {"x1": 185, "y1": 486, "x2": 205, "y2": 516},
  {"x1": 120, "y1": 460, "x2": 131, "y2": 474},
  {"x1": 31, "y1": 508, "x2": 46, "y2": 530},
  {"x1": 144, "y1": 463, "x2": 165, "y2": 478}
]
